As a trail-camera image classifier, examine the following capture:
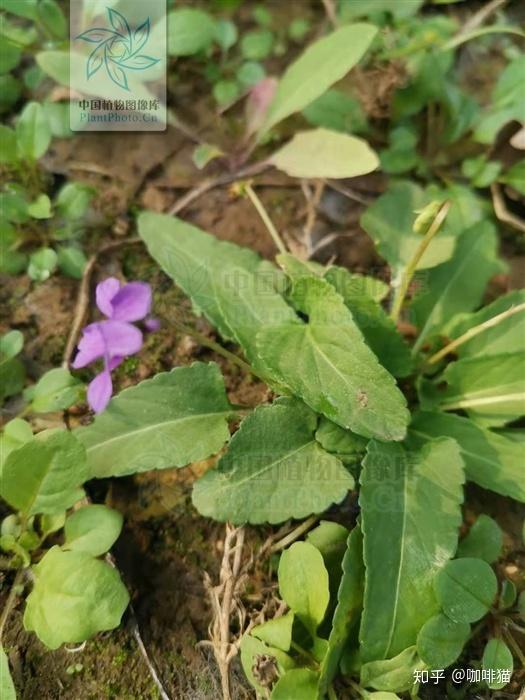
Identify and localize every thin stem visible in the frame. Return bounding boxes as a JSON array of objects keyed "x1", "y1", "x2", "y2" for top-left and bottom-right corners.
[
  {"x1": 0, "y1": 569, "x2": 23, "y2": 642},
  {"x1": 503, "y1": 628, "x2": 525, "y2": 667},
  {"x1": 270, "y1": 515, "x2": 319, "y2": 553},
  {"x1": 244, "y1": 183, "x2": 287, "y2": 255},
  {"x1": 347, "y1": 678, "x2": 365, "y2": 698},
  {"x1": 328, "y1": 685, "x2": 338, "y2": 700},
  {"x1": 426, "y1": 301, "x2": 525, "y2": 366},
  {"x1": 390, "y1": 200, "x2": 451, "y2": 324},
  {"x1": 171, "y1": 318, "x2": 265, "y2": 382}
]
